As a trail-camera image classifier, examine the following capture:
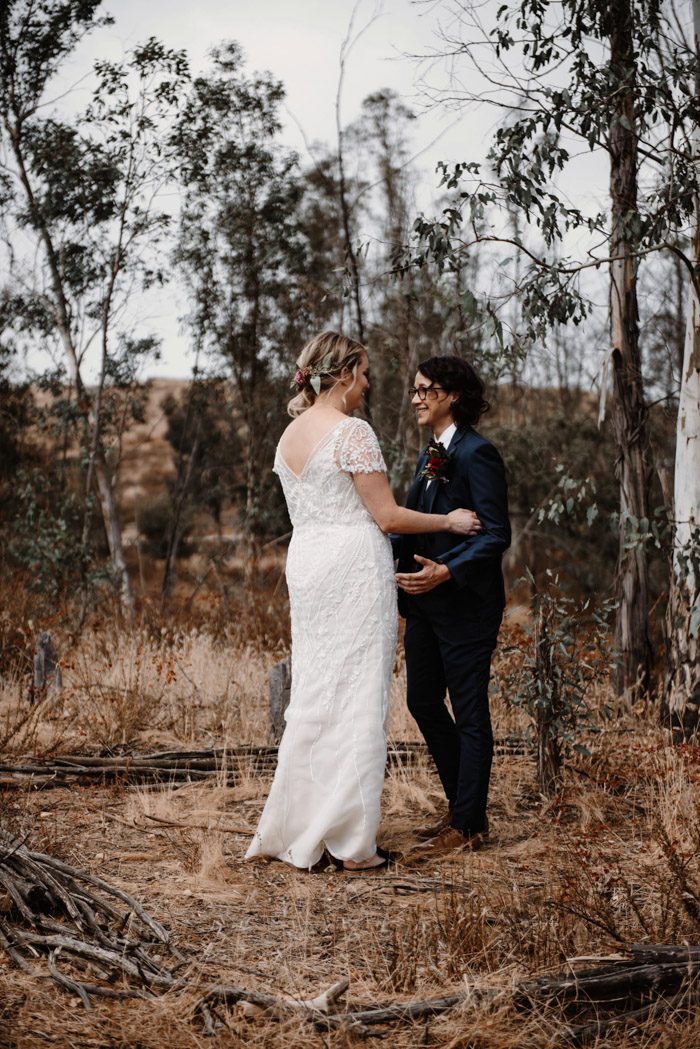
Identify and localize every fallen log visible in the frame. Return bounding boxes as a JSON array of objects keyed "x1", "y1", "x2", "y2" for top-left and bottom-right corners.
[
  {"x1": 317, "y1": 991, "x2": 469, "y2": 1029},
  {"x1": 561, "y1": 987, "x2": 700, "y2": 1046},
  {"x1": 0, "y1": 737, "x2": 530, "y2": 791},
  {"x1": 520, "y1": 960, "x2": 699, "y2": 1005}
]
